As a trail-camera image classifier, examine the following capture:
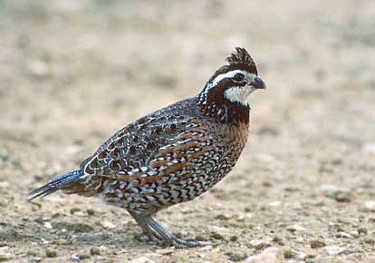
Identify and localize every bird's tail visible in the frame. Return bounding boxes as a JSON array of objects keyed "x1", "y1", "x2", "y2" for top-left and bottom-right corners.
[{"x1": 28, "y1": 170, "x2": 84, "y2": 201}]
